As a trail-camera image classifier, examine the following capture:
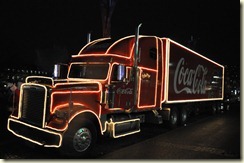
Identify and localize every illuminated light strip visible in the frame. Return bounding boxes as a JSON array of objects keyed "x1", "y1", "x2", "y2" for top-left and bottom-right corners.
[
  {"x1": 53, "y1": 81, "x2": 102, "y2": 93},
  {"x1": 67, "y1": 62, "x2": 111, "y2": 82},
  {"x1": 106, "y1": 118, "x2": 141, "y2": 138},
  {"x1": 9, "y1": 114, "x2": 18, "y2": 119},
  {"x1": 73, "y1": 35, "x2": 159, "y2": 61},
  {"x1": 137, "y1": 67, "x2": 158, "y2": 109},
  {"x1": 107, "y1": 62, "x2": 131, "y2": 84},
  {"x1": 107, "y1": 62, "x2": 118, "y2": 83},
  {"x1": 45, "y1": 124, "x2": 67, "y2": 132},
  {"x1": 53, "y1": 80, "x2": 103, "y2": 90},
  {"x1": 78, "y1": 37, "x2": 111, "y2": 55},
  {"x1": 50, "y1": 102, "x2": 84, "y2": 114},
  {"x1": 126, "y1": 67, "x2": 131, "y2": 79},
  {"x1": 45, "y1": 108, "x2": 103, "y2": 135},
  {"x1": 155, "y1": 37, "x2": 160, "y2": 107},
  {"x1": 50, "y1": 90, "x2": 102, "y2": 116},
  {"x1": 26, "y1": 76, "x2": 54, "y2": 86},
  {"x1": 169, "y1": 39, "x2": 224, "y2": 99},
  {"x1": 52, "y1": 78, "x2": 103, "y2": 121},
  {"x1": 168, "y1": 39, "x2": 225, "y2": 68},
  {"x1": 50, "y1": 91, "x2": 101, "y2": 114},
  {"x1": 105, "y1": 35, "x2": 134, "y2": 54},
  {"x1": 138, "y1": 66, "x2": 157, "y2": 72},
  {"x1": 137, "y1": 37, "x2": 159, "y2": 109},
  {"x1": 18, "y1": 83, "x2": 48, "y2": 128},
  {"x1": 73, "y1": 53, "x2": 133, "y2": 60},
  {"x1": 53, "y1": 81, "x2": 103, "y2": 110},
  {"x1": 159, "y1": 38, "x2": 166, "y2": 104},
  {"x1": 49, "y1": 79, "x2": 103, "y2": 131},
  {"x1": 45, "y1": 103, "x2": 84, "y2": 131},
  {"x1": 162, "y1": 38, "x2": 171, "y2": 103},
  {"x1": 221, "y1": 68, "x2": 225, "y2": 99},
  {"x1": 52, "y1": 85, "x2": 102, "y2": 93},
  {"x1": 166, "y1": 97, "x2": 224, "y2": 104},
  {"x1": 161, "y1": 38, "x2": 225, "y2": 104},
  {"x1": 17, "y1": 80, "x2": 102, "y2": 132},
  {"x1": 105, "y1": 108, "x2": 124, "y2": 111},
  {"x1": 101, "y1": 115, "x2": 140, "y2": 134},
  {"x1": 111, "y1": 35, "x2": 158, "y2": 60},
  {"x1": 7, "y1": 118, "x2": 62, "y2": 148},
  {"x1": 68, "y1": 110, "x2": 104, "y2": 135},
  {"x1": 101, "y1": 121, "x2": 109, "y2": 133},
  {"x1": 107, "y1": 62, "x2": 126, "y2": 84}
]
